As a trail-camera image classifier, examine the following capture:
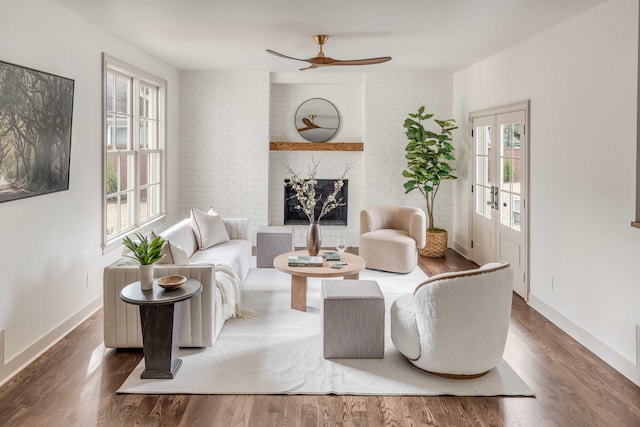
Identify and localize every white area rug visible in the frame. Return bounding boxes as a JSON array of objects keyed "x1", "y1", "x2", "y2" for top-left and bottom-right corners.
[{"x1": 118, "y1": 263, "x2": 534, "y2": 396}]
